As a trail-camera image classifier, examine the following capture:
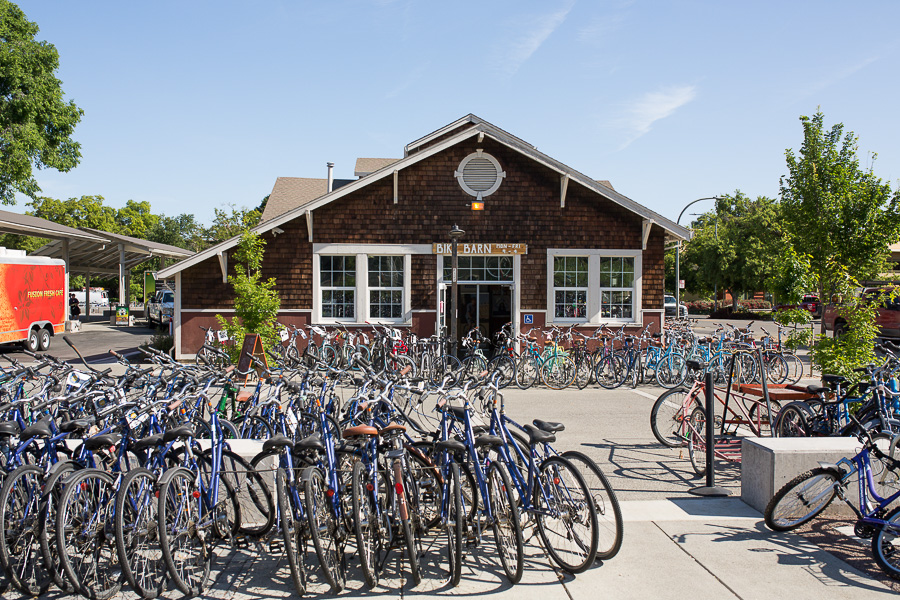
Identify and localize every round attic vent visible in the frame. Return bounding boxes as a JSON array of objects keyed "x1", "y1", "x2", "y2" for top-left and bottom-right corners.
[{"x1": 455, "y1": 150, "x2": 506, "y2": 200}]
